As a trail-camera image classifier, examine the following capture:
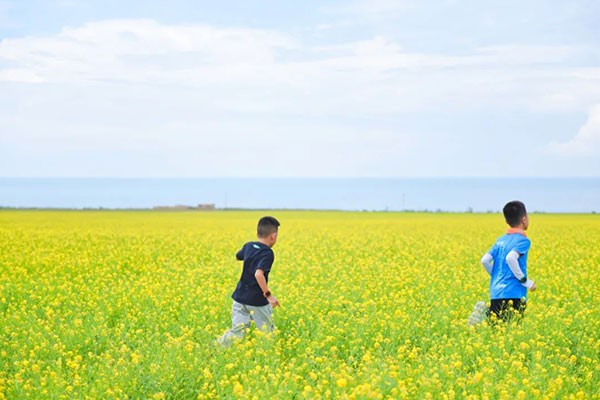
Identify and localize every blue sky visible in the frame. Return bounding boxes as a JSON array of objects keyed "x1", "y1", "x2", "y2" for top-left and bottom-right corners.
[{"x1": 0, "y1": 0, "x2": 599, "y2": 177}]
